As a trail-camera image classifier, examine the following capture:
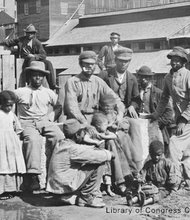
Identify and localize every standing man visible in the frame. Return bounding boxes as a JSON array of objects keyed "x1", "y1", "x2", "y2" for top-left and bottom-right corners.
[
  {"x1": 149, "y1": 46, "x2": 190, "y2": 186},
  {"x1": 99, "y1": 47, "x2": 141, "y2": 118},
  {"x1": 97, "y1": 32, "x2": 122, "y2": 73},
  {"x1": 64, "y1": 50, "x2": 125, "y2": 125},
  {"x1": 15, "y1": 61, "x2": 65, "y2": 192},
  {"x1": 137, "y1": 65, "x2": 174, "y2": 150},
  {"x1": 1, "y1": 24, "x2": 58, "y2": 90}
]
